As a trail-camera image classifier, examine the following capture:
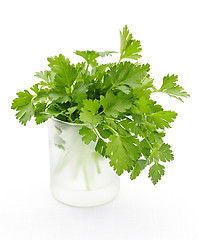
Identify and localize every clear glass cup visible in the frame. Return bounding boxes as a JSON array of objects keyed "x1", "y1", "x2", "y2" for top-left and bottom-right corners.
[{"x1": 48, "y1": 118, "x2": 120, "y2": 207}]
